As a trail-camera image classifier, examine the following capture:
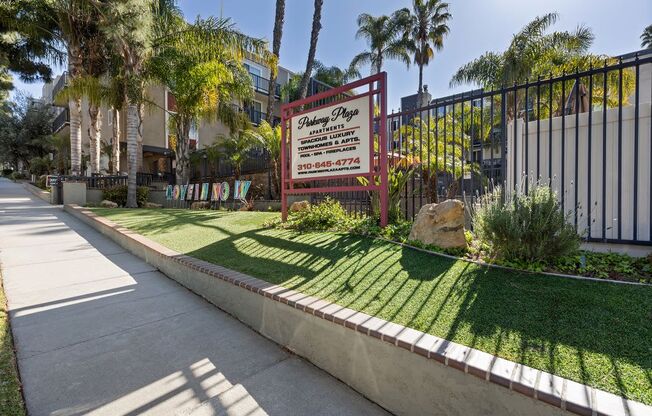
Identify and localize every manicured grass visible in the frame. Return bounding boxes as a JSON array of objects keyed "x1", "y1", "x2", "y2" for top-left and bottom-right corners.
[
  {"x1": 92, "y1": 208, "x2": 652, "y2": 405},
  {"x1": 0, "y1": 270, "x2": 26, "y2": 416}
]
